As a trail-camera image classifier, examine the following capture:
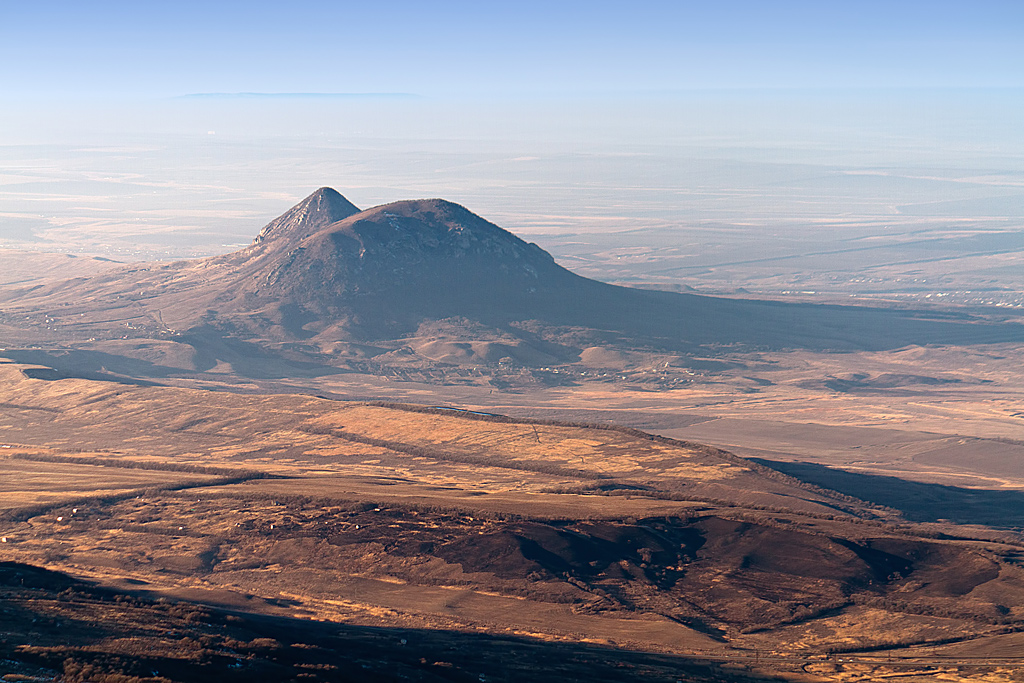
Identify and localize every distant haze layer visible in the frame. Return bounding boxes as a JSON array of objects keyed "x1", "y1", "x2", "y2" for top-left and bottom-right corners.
[{"x1": 1, "y1": 90, "x2": 1022, "y2": 306}]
